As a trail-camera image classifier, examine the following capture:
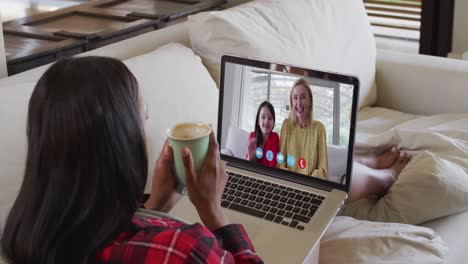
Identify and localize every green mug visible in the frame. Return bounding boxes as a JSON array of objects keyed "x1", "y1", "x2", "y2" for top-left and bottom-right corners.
[{"x1": 167, "y1": 122, "x2": 211, "y2": 194}]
